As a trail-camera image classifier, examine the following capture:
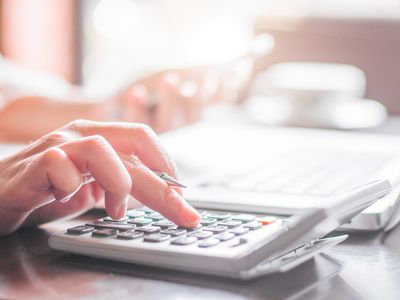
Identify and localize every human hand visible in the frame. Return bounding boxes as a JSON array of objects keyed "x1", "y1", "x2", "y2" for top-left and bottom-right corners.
[
  {"x1": 0, "y1": 120, "x2": 200, "y2": 235},
  {"x1": 115, "y1": 60, "x2": 253, "y2": 132}
]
